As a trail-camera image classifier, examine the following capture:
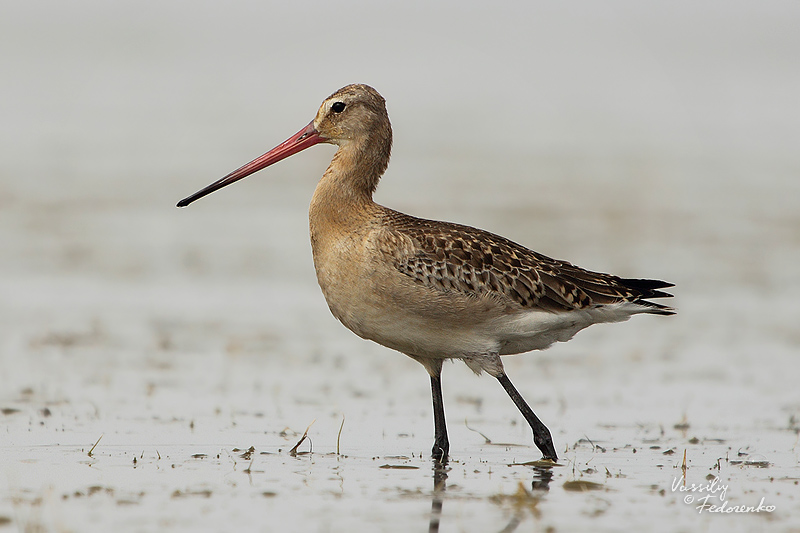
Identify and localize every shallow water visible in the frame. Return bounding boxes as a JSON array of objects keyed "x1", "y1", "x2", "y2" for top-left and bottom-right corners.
[
  {"x1": 2, "y1": 1, "x2": 800, "y2": 532},
  {"x1": 2, "y1": 325, "x2": 798, "y2": 532}
]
